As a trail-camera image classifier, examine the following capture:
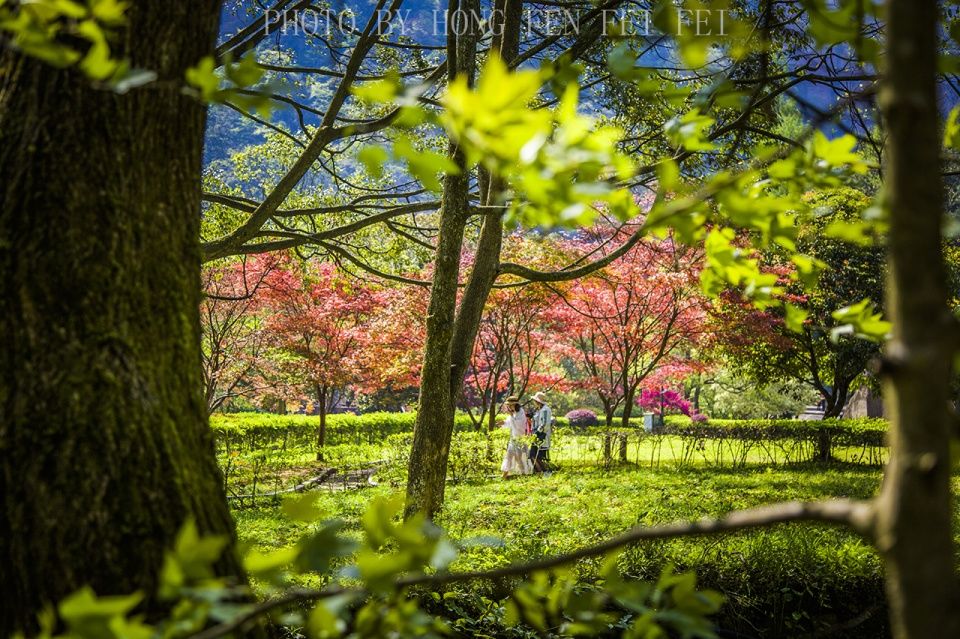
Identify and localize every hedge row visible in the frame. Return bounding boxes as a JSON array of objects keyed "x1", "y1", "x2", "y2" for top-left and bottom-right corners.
[
  {"x1": 662, "y1": 415, "x2": 888, "y2": 444},
  {"x1": 212, "y1": 411, "x2": 889, "y2": 452},
  {"x1": 212, "y1": 412, "x2": 590, "y2": 442},
  {"x1": 212, "y1": 412, "x2": 476, "y2": 447}
]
